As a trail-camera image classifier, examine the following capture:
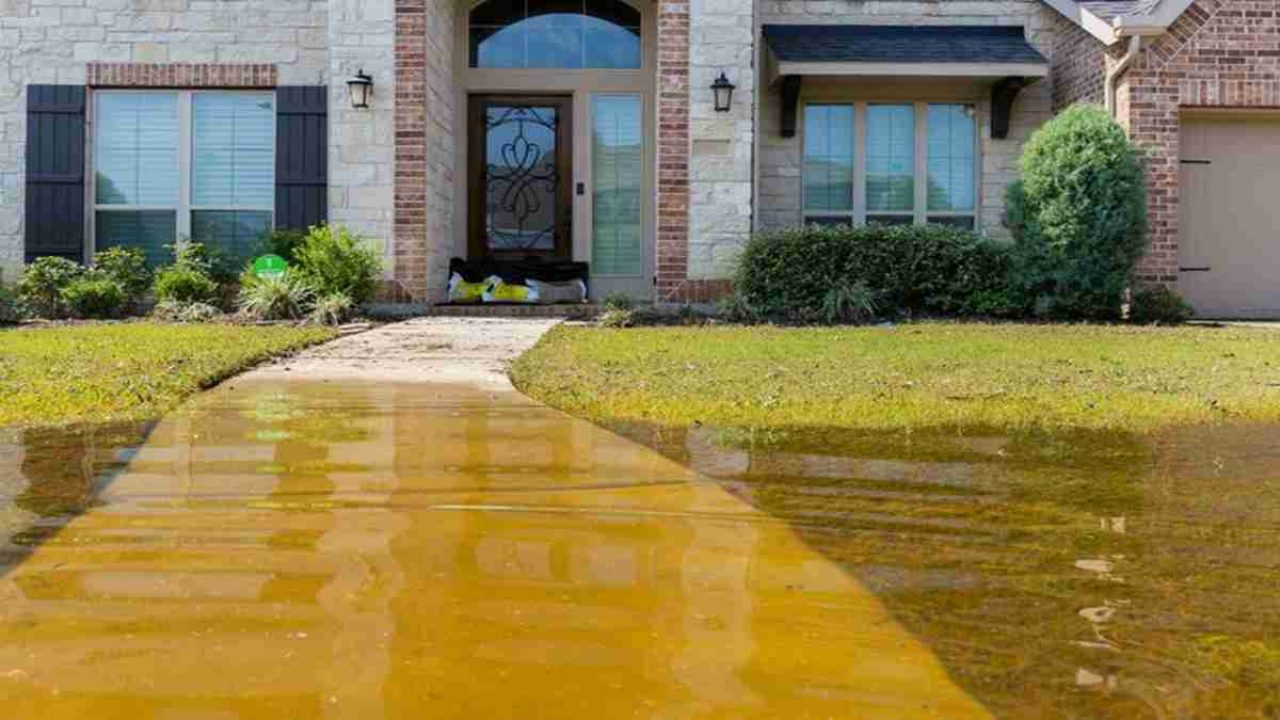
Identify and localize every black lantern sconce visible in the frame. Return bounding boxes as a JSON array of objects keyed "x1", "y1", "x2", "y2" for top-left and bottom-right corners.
[
  {"x1": 347, "y1": 69, "x2": 374, "y2": 109},
  {"x1": 711, "y1": 71, "x2": 735, "y2": 113}
]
